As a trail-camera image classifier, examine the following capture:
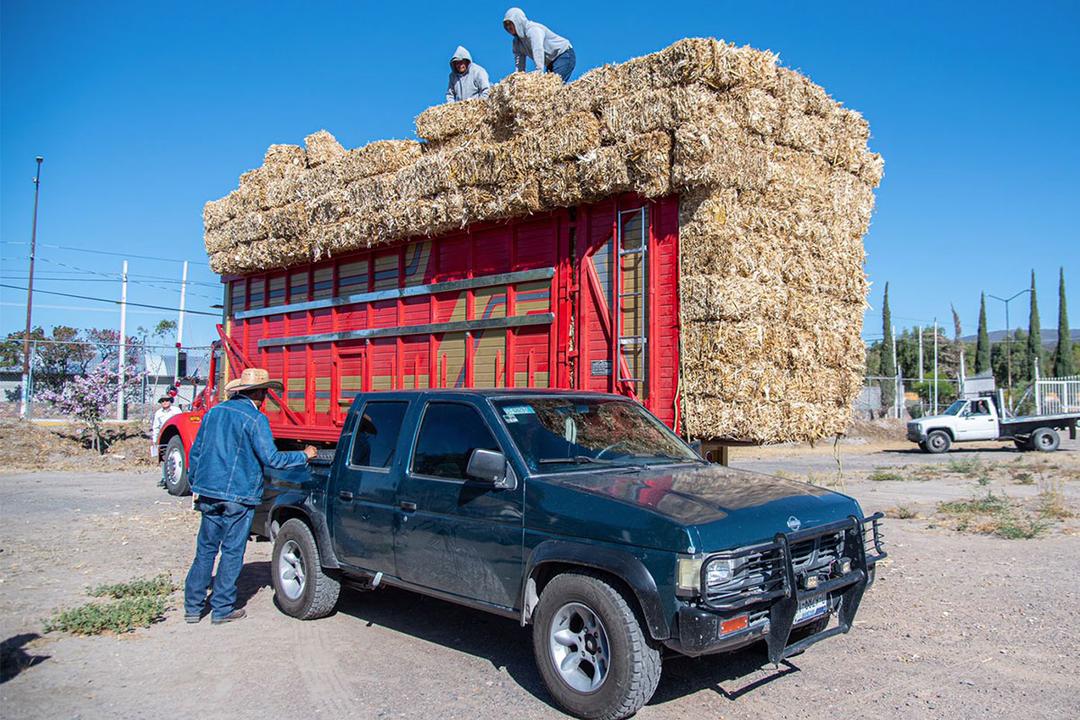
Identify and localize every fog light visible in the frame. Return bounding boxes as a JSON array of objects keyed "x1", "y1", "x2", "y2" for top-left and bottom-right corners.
[
  {"x1": 804, "y1": 575, "x2": 820, "y2": 590},
  {"x1": 839, "y1": 558, "x2": 852, "y2": 574}
]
